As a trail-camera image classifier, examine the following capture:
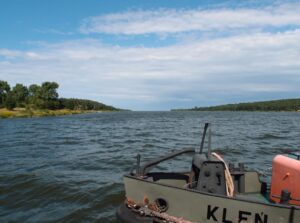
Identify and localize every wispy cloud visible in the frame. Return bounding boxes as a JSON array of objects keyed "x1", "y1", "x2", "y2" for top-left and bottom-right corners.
[
  {"x1": 0, "y1": 49, "x2": 24, "y2": 58},
  {"x1": 1, "y1": 27, "x2": 300, "y2": 110},
  {"x1": 1, "y1": 2, "x2": 300, "y2": 110},
  {"x1": 79, "y1": 3, "x2": 300, "y2": 35},
  {"x1": 34, "y1": 28, "x2": 73, "y2": 36}
]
